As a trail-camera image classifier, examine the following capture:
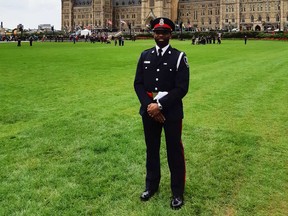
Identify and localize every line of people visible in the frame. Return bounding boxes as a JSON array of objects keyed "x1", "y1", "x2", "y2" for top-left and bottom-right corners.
[{"x1": 191, "y1": 34, "x2": 221, "y2": 45}]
